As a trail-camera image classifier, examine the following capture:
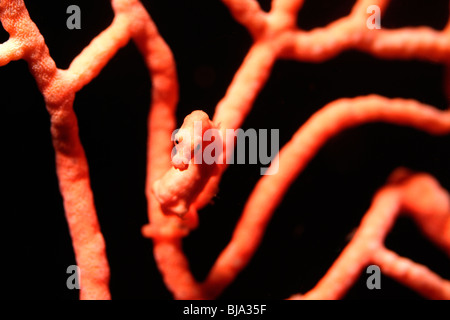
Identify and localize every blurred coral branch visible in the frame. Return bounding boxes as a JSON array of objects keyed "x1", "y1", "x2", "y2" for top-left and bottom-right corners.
[{"x1": 1, "y1": 0, "x2": 449, "y2": 299}]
